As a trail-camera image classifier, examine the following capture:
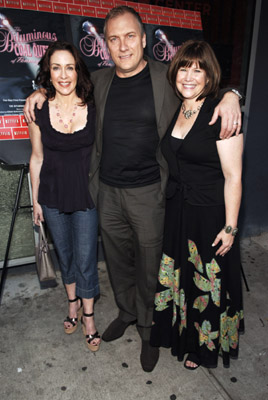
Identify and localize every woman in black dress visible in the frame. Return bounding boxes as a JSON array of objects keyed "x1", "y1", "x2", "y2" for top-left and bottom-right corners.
[
  {"x1": 151, "y1": 40, "x2": 244, "y2": 369},
  {"x1": 29, "y1": 42, "x2": 101, "y2": 351}
]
